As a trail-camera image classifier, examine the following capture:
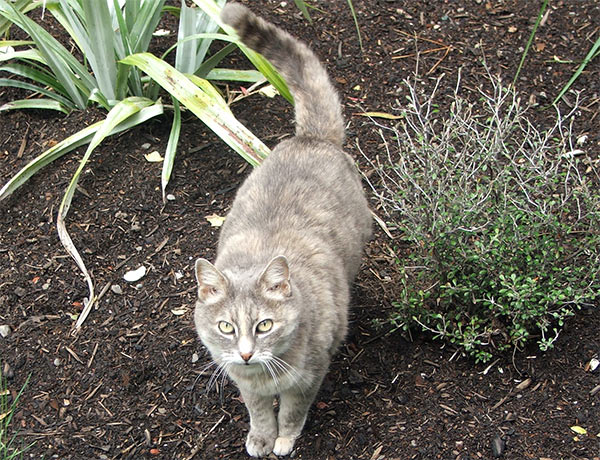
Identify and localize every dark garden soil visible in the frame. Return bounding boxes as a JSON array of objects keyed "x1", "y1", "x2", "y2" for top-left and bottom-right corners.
[{"x1": 1, "y1": 1, "x2": 599, "y2": 459}]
